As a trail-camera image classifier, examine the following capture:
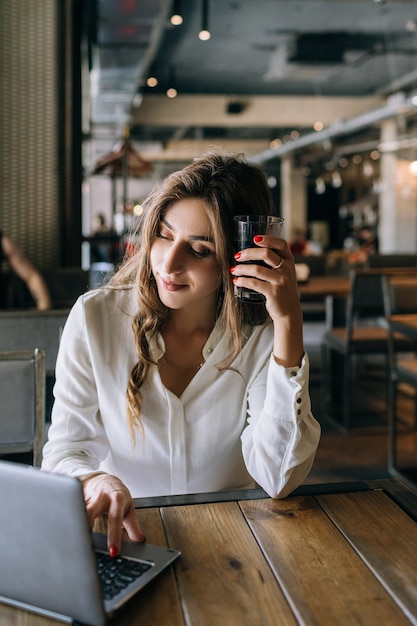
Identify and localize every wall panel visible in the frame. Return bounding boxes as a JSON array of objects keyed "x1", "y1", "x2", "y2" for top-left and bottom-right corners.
[{"x1": 0, "y1": 0, "x2": 60, "y2": 269}]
